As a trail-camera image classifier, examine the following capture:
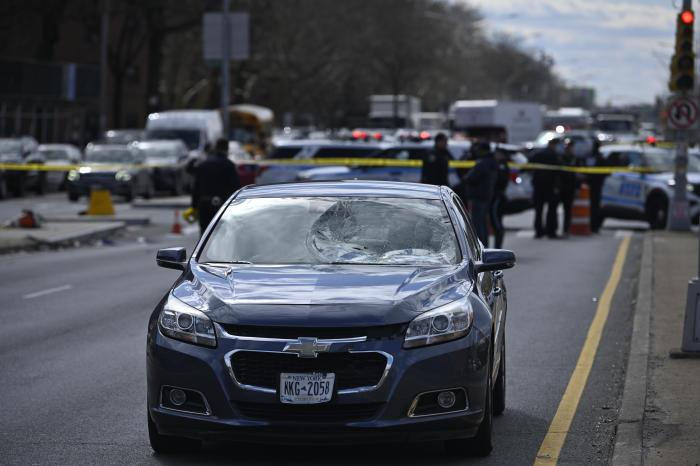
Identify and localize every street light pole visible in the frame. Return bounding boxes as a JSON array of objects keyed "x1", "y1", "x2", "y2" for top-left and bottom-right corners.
[
  {"x1": 99, "y1": 0, "x2": 110, "y2": 135},
  {"x1": 221, "y1": 0, "x2": 231, "y2": 140}
]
